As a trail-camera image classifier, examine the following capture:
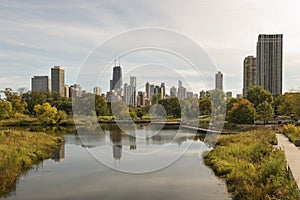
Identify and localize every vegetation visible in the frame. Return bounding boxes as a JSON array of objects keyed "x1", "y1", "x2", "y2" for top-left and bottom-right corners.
[
  {"x1": 204, "y1": 130, "x2": 299, "y2": 200},
  {"x1": 282, "y1": 124, "x2": 300, "y2": 144},
  {"x1": 0, "y1": 99, "x2": 12, "y2": 120},
  {"x1": 257, "y1": 101, "x2": 274, "y2": 125},
  {"x1": 0, "y1": 130, "x2": 63, "y2": 196},
  {"x1": 0, "y1": 86, "x2": 299, "y2": 127},
  {"x1": 275, "y1": 93, "x2": 300, "y2": 117},
  {"x1": 34, "y1": 102, "x2": 67, "y2": 124},
  {"x1": 227, "y1": 98, "x2": 255, "y2": 124},
  {"x1": 246, "y1": 86, "x2": 274, "y2": 108}
]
